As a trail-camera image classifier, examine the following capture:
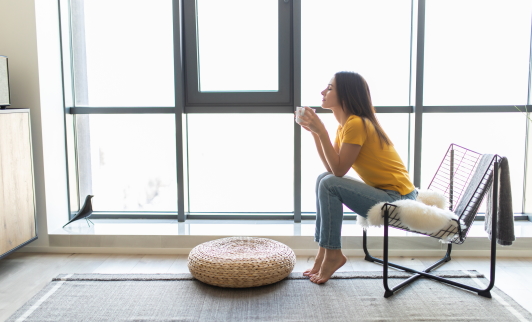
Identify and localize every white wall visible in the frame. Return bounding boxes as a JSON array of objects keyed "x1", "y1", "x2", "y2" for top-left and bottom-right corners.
[{"x1": 0, "y1": 0, "x2": 69, "y2": 247}]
